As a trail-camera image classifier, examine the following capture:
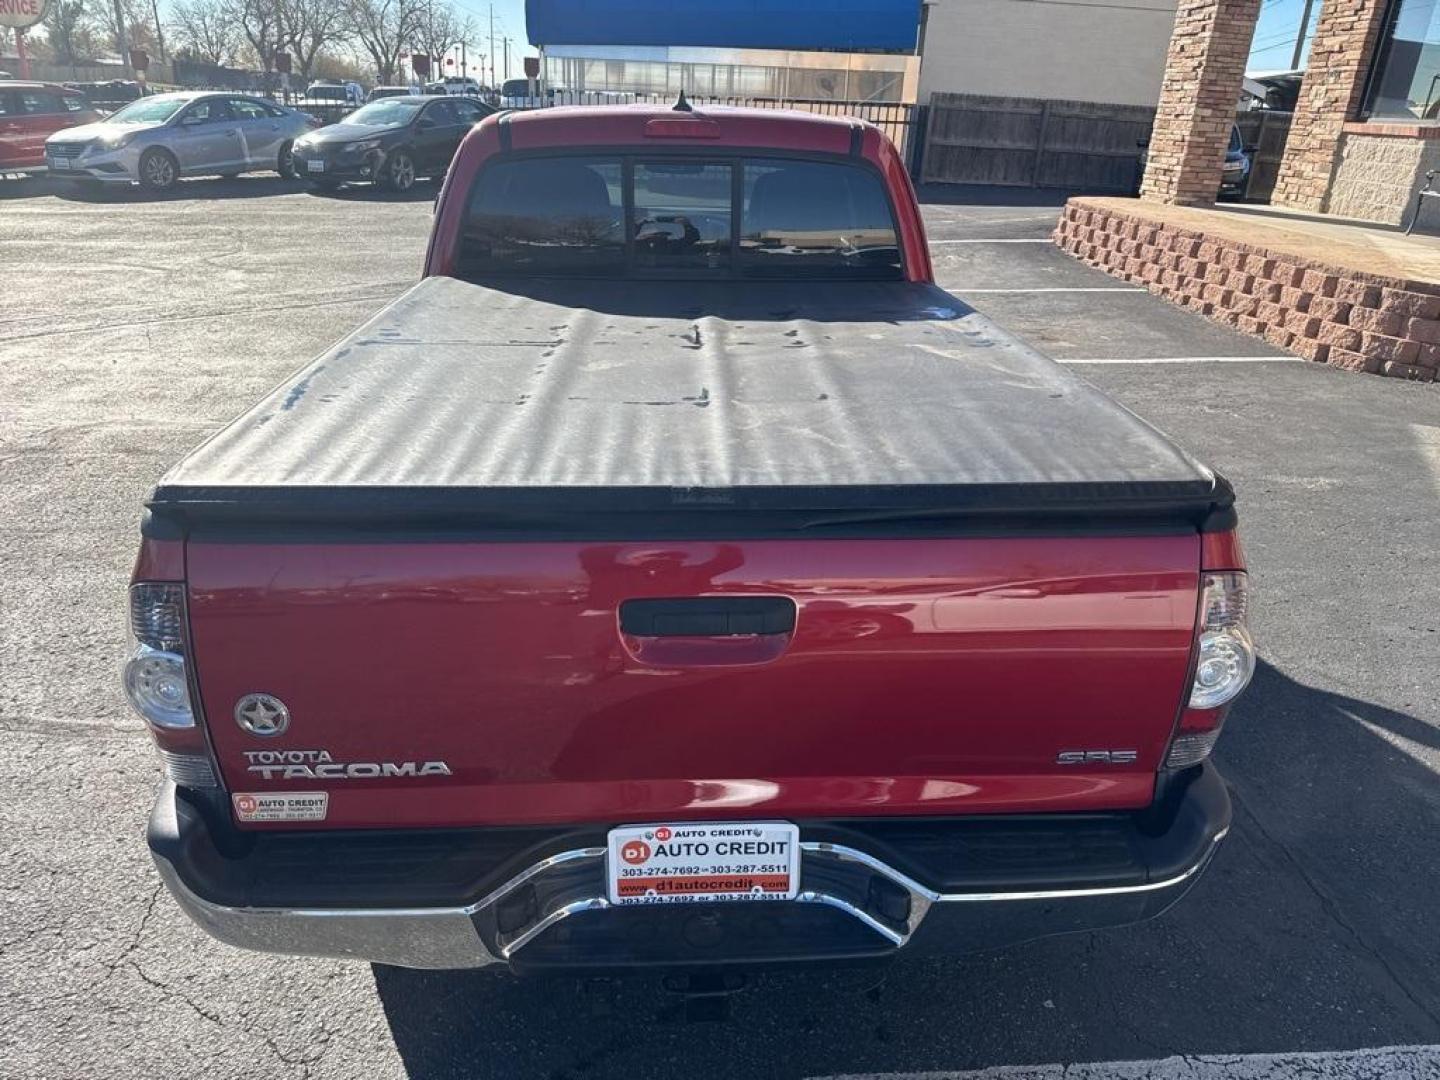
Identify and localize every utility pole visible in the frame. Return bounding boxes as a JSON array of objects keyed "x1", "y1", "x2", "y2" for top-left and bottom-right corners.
[
  {"x1": 503, "y1": 37, "x2": 509, "y2": 82},
  {"x1": 1289, "y1": 0, "x2": 1316, "y2": 71},
  {"x1": 111, "y1": 0, "x2": 131, "y2": 73},
  {"x1": 488, "y1": 4, "x2": 495, "y2": 88},
  {"x1": 151, "y1": 0, "x2": 168, "y2": 63}
]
